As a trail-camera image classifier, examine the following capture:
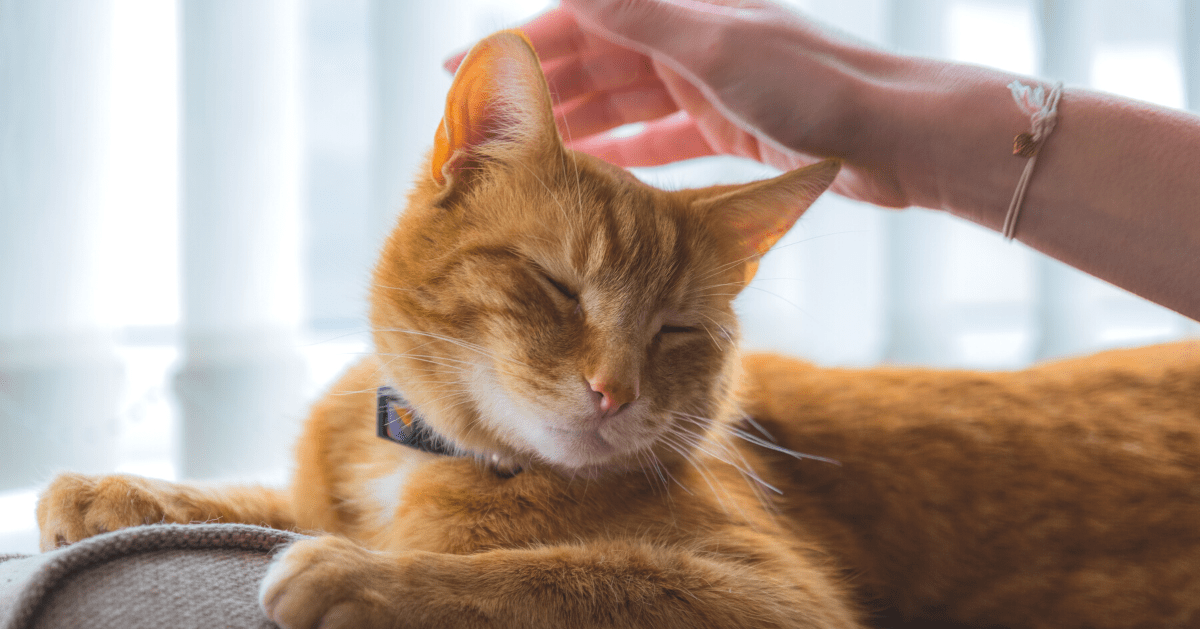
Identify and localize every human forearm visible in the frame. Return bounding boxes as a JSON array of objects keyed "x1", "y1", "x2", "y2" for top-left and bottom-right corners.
[{"x1": 859, "y1": 57, "x2": 1200, "y2": 319}]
